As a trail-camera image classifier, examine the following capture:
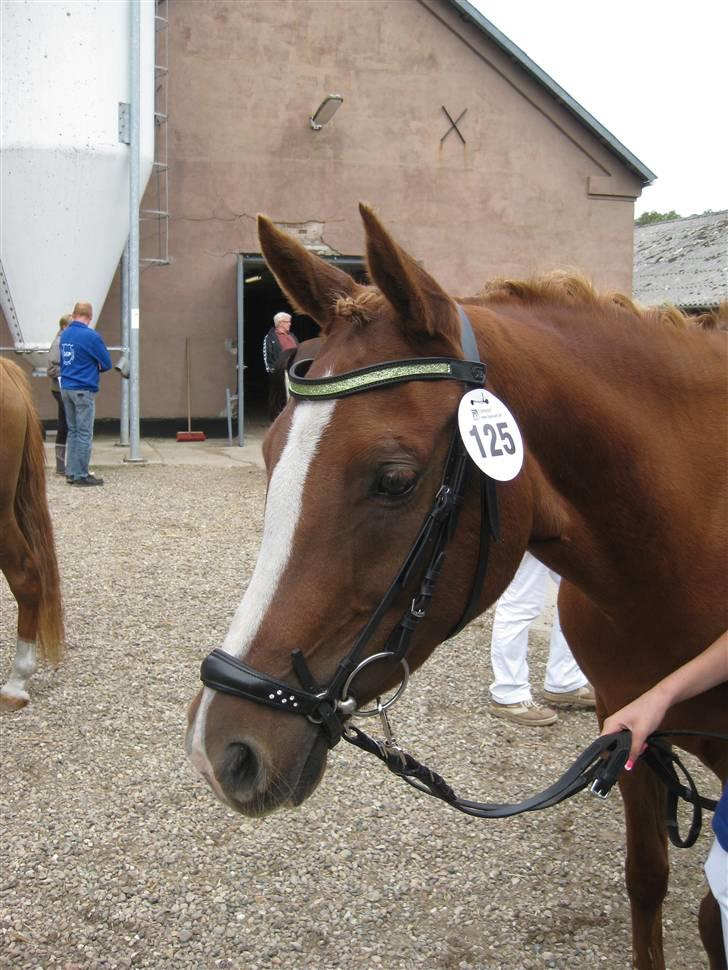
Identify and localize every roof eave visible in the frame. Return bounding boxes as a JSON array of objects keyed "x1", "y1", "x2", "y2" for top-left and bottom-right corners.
[{"x1": 446, "y1": 0, "x2": 657, "y2": 186}]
